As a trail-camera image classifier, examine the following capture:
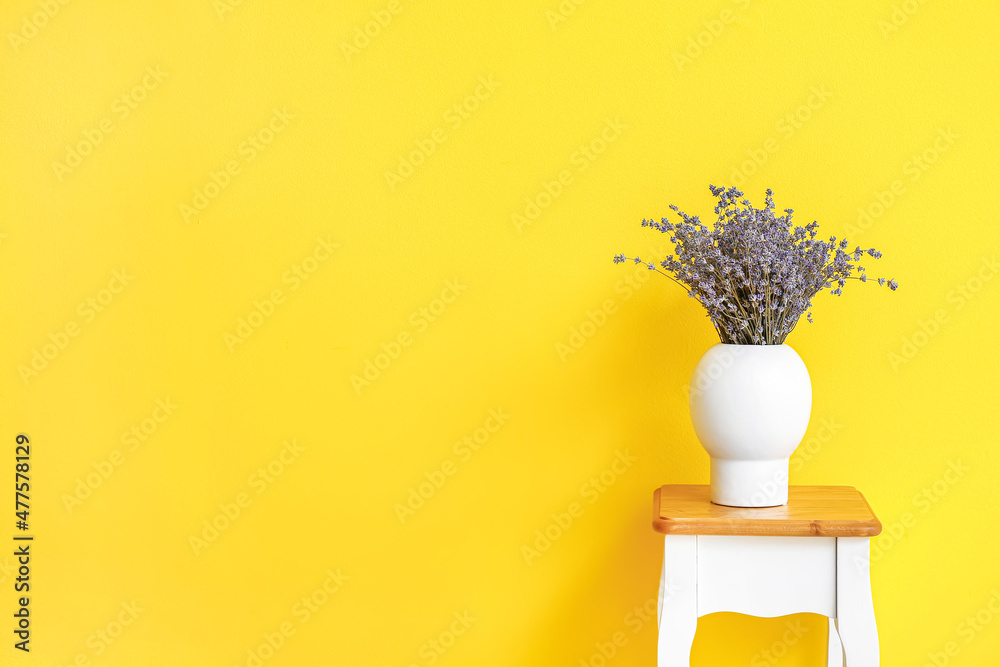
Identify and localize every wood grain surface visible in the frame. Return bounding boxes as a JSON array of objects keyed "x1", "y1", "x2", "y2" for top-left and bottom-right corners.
[{"x1": 652, "y1": 485, "x2": 882, "y2": 537}]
